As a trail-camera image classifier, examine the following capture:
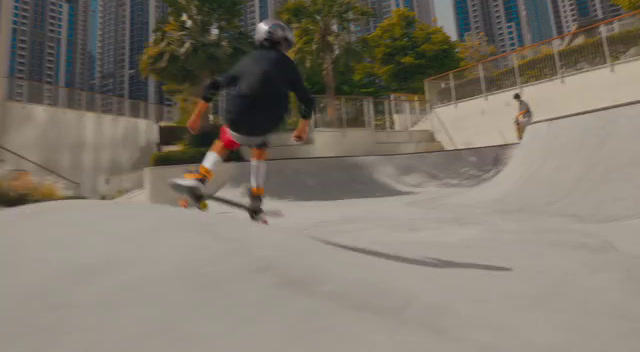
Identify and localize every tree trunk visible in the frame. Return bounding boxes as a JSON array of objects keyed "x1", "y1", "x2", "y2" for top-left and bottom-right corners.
[{"x1": 323, "y1": 53, "x2": 338, "y2": 128}]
